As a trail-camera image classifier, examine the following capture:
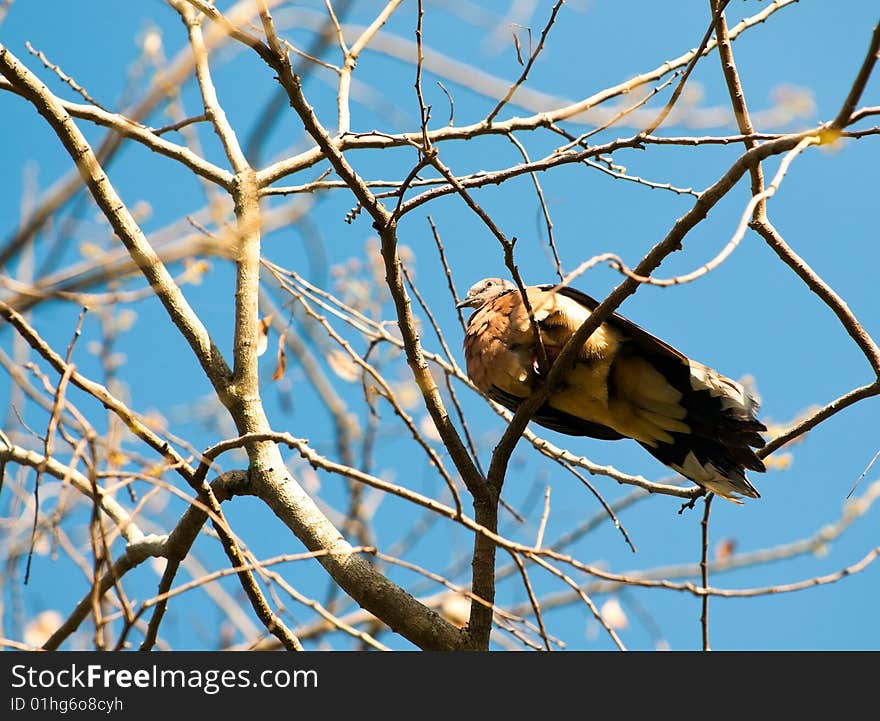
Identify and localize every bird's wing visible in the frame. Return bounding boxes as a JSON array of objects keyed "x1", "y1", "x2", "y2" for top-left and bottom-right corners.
[
  {"x1": 551, "y1": 284, "x2": 765, "y2": 437},
  {"x1": 549, "y1": 284, "x2": 766, "y2": 501}
]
